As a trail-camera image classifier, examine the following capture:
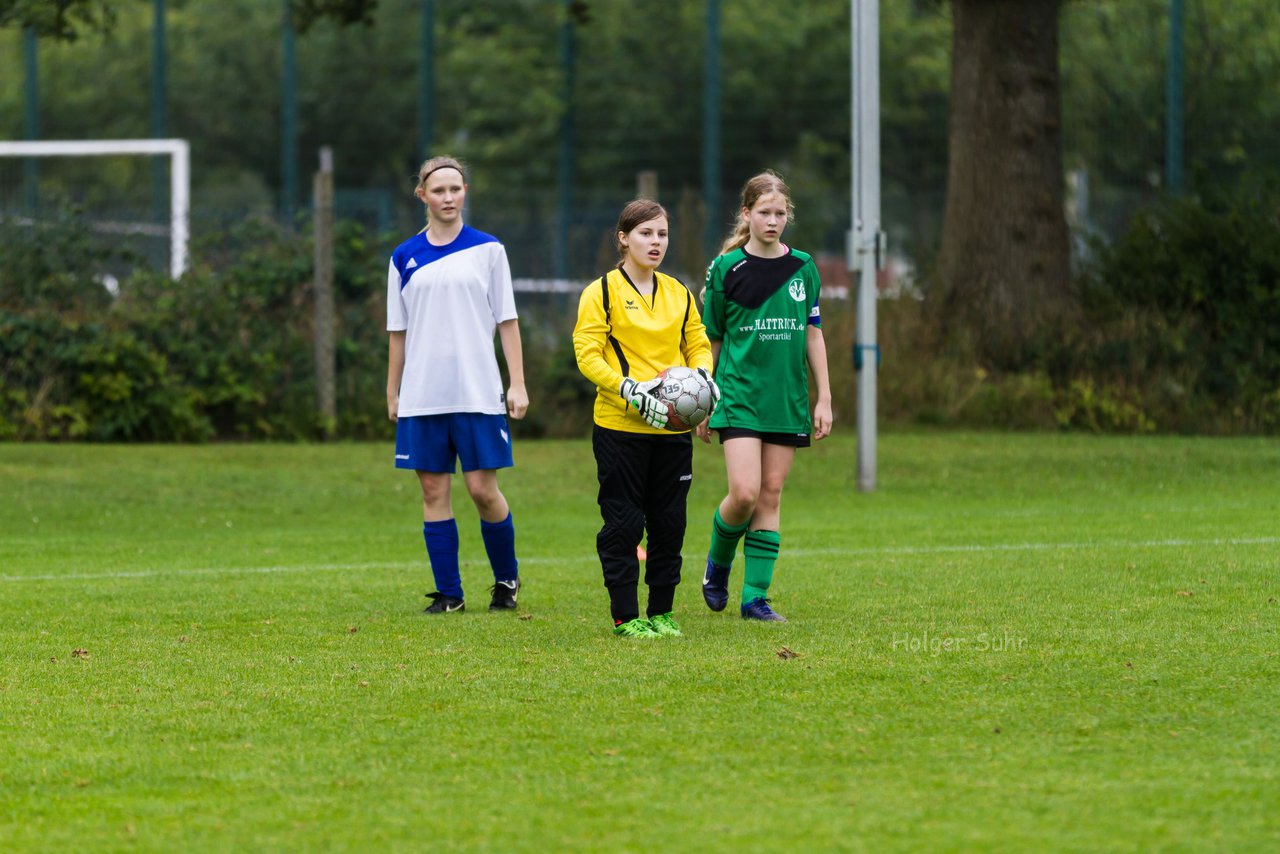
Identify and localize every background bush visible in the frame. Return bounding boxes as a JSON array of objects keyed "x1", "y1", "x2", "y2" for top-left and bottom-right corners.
[
  {"x1": 869, "y1": 188, "x2": 1279, "y2": 435},
  {"x1": 0, "y1": 214, "x2": 393, "y2": 442}
]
